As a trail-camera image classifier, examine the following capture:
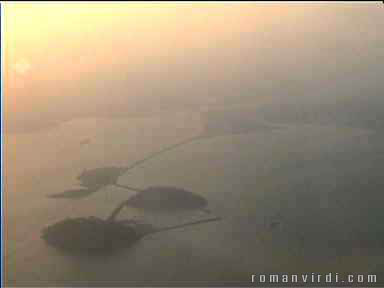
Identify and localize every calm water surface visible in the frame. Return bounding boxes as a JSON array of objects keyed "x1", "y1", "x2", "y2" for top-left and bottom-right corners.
[{"x1": 5, "y1": 114, "x2": 384, "y2": 286}]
